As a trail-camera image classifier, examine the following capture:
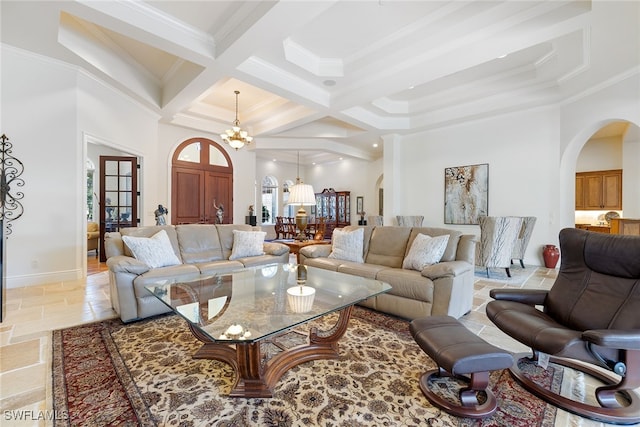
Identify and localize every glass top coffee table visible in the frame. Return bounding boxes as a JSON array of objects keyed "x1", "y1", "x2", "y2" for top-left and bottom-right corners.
[{"x1": 145, "y1": 263, "x2": 391, "y2": 398}]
